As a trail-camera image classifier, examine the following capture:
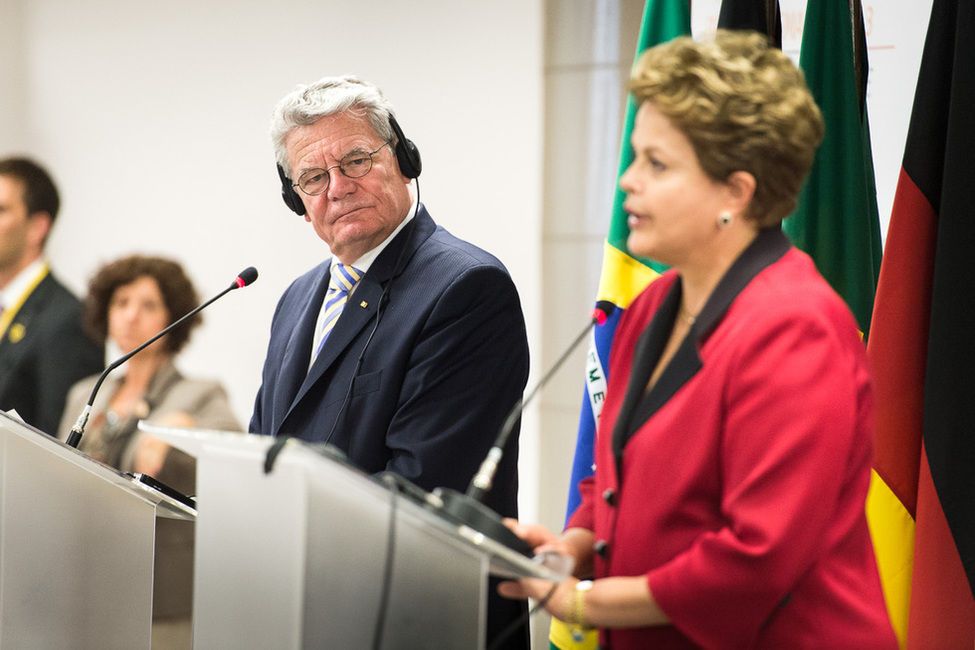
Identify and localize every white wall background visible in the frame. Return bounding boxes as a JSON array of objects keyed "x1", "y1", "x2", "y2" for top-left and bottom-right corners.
[{"x1": 0, "y1": 0, "x2": 544, "y2": 475}]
